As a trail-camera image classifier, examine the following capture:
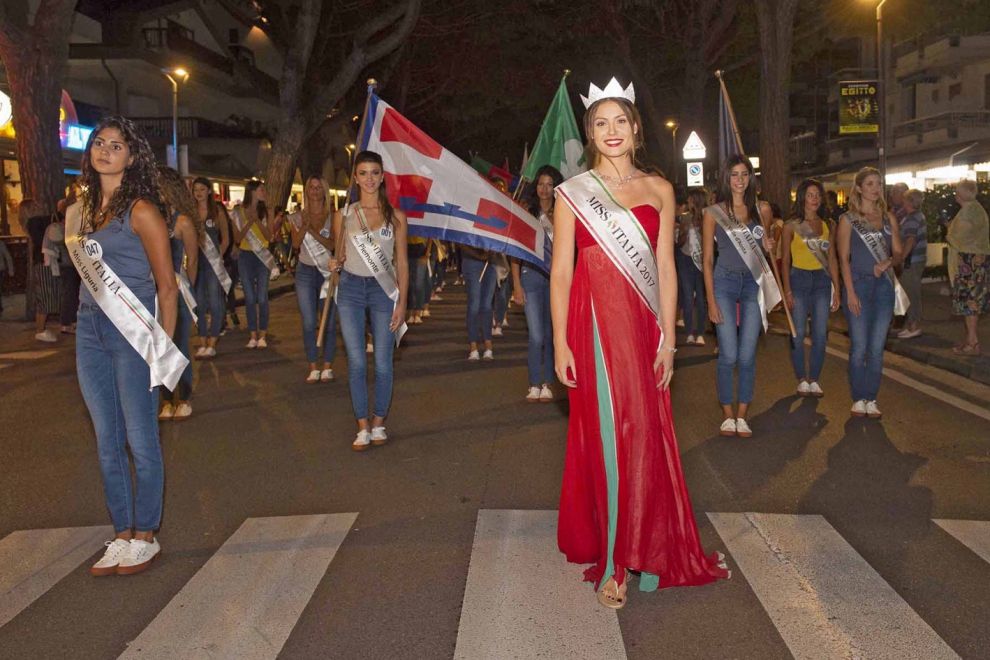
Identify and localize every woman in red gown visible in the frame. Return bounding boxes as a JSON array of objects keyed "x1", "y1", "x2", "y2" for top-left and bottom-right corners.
[{"x1": 551, "y1": 80, "x2": 729, "y2": 609}]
